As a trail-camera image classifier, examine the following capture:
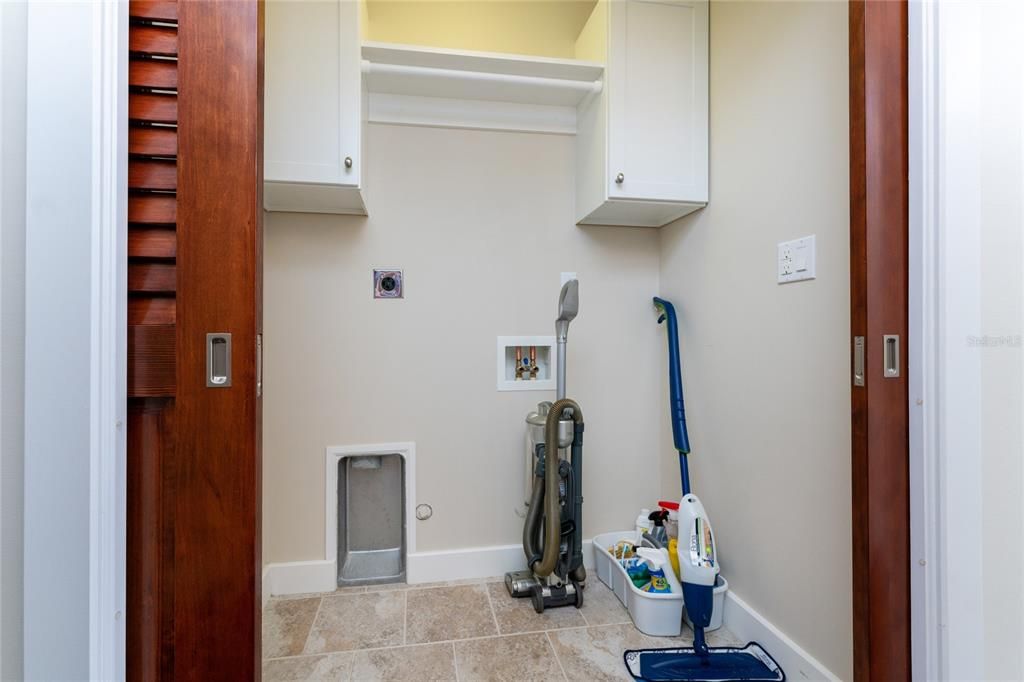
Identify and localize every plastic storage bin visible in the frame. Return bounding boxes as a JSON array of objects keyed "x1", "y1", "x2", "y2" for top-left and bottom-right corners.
[
  {"x1": 592, "y1": 531, "x2": 684, "y2": 636},
  {"x1": 683, "y1": 574, "x2": 728, "y2": 632}
]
